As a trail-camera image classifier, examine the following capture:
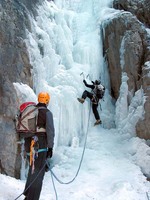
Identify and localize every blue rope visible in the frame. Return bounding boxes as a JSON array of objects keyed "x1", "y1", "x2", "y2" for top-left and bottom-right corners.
[
  {"x1": 47, "y1": 103, "x2": 92, "y2": 199},
  {"x1": 146, "y1": 192, "x2": 150, "y2": 200},
  {"x1": 50, "y1": 166, "x2": 58, "y2": 200}
]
